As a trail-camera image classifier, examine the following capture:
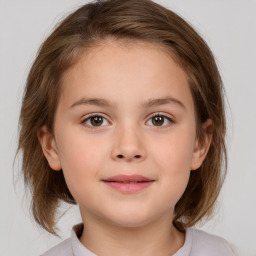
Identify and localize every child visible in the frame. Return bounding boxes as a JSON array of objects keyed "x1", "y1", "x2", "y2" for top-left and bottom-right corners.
[{"x1": 18, "y1": 0, "x2": 237, "y2": 255}]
